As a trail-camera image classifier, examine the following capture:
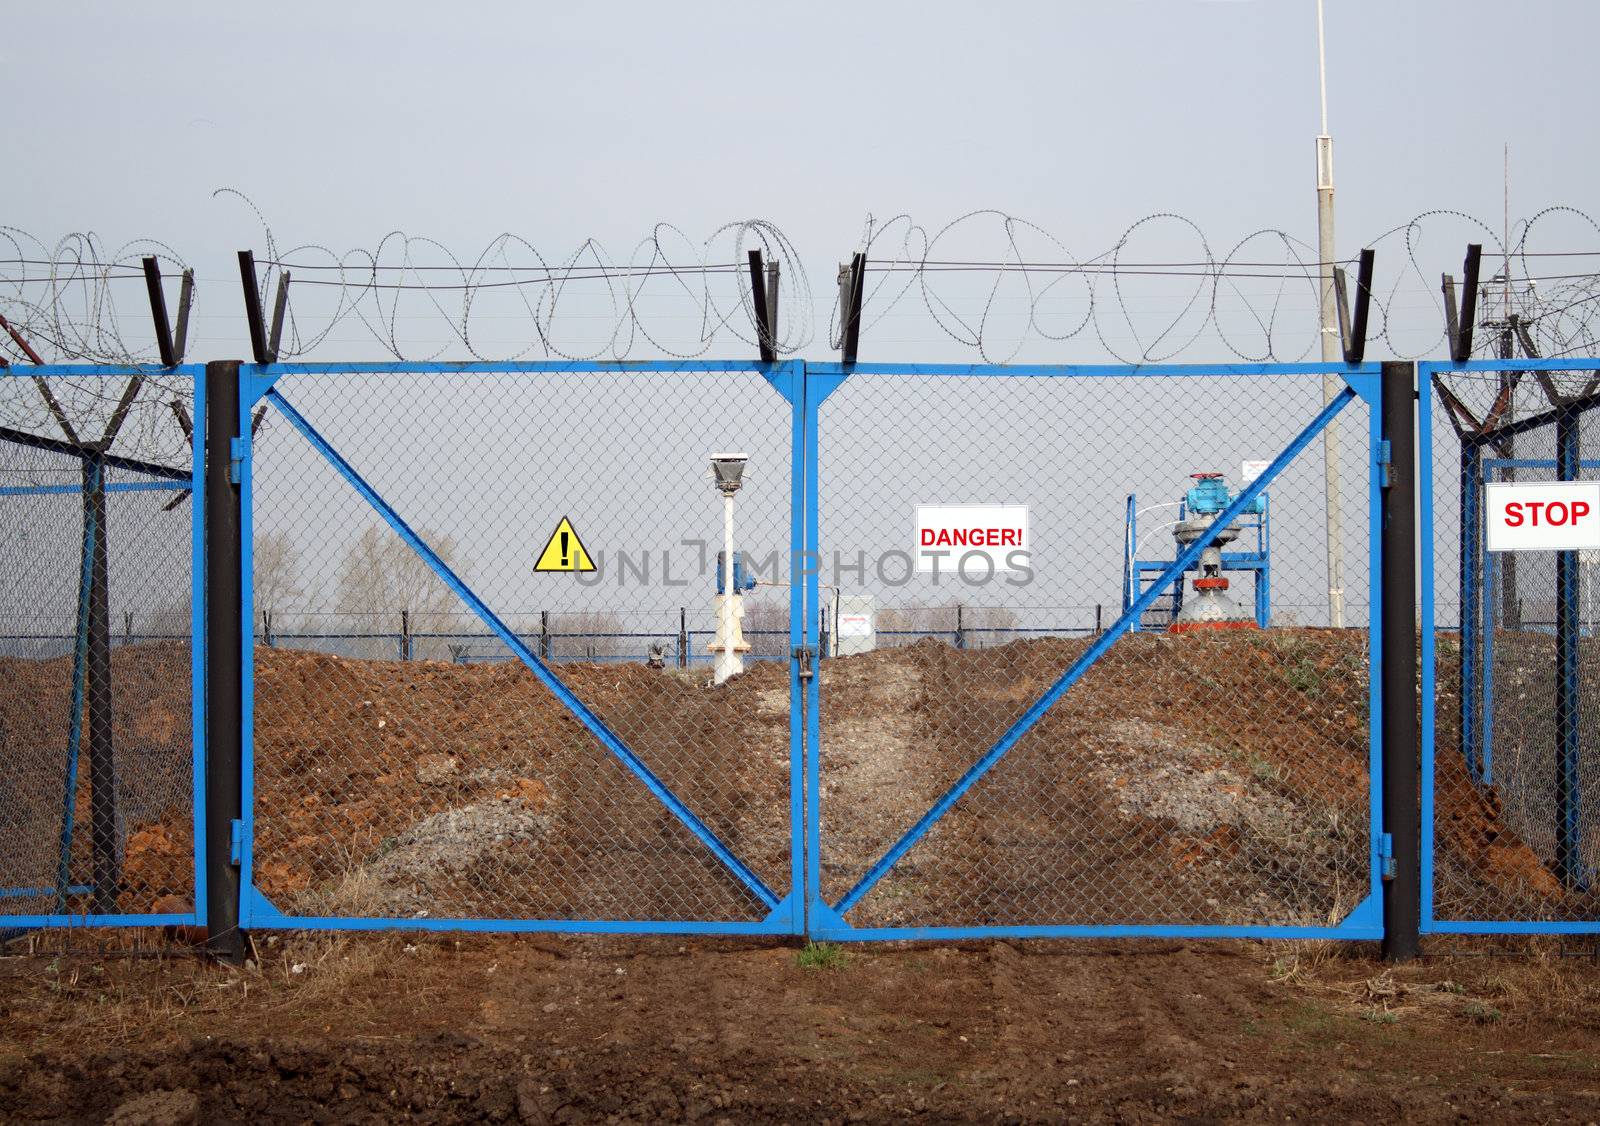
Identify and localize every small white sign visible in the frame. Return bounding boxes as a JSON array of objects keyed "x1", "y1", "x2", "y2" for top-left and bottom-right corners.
[
  {"x1": 1241, "y1": 459, "x2": 1271, "y2": 485},
  {"x1": 915, "y1": 504, "x2": 1030, "y2": 573},
  {"x1": 1486, "y1": 481, "x2": 1600, "y2": 553},
  {"x1": 838, "y1": 613, "x2": 872, "y2": 638}
]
